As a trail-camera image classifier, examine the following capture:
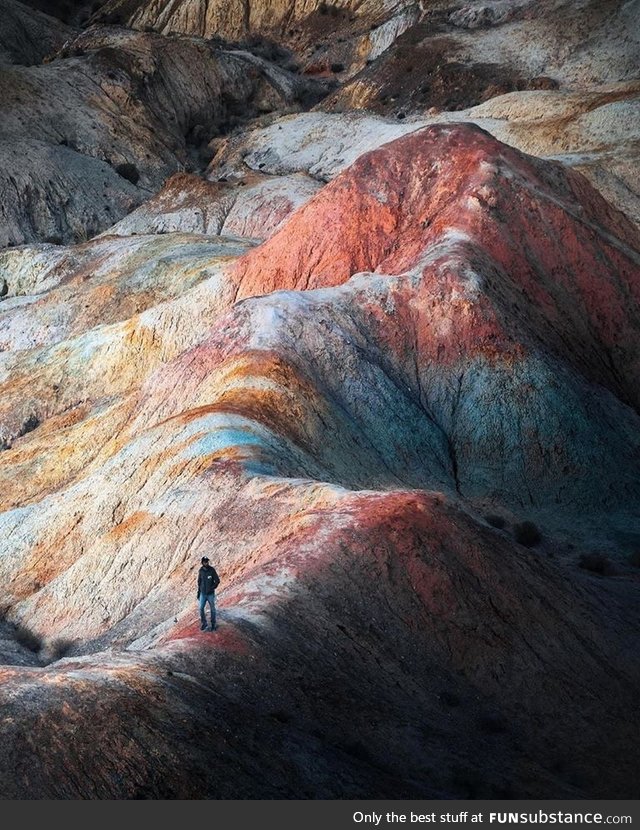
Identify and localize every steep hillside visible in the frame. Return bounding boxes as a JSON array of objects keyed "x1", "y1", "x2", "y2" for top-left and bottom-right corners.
[
  {"x1": 0, "y1": 488, "x2": 637, "y2": 798},
  {"x1": 93, "y1": 0, "x2": 640, "y2": 94},
  {"x1": 321, "y1": 0, "x2": 640, "y2": 114},
  {"x1": 0, "y1": 26, "x2": 328, "y2": 248},
  {"x1": 93, "y1": 0, "x2": 421, "y2": 66},
  {"x1": 210, "y1": 82, "x2": 640, "y2": 226},
  {"x1": 1, "y1": 125, "x2": 639, "y2": 798},
  {"x1": 3, "y1": 1, "x2": 637, "y2": 252},
  {"x1": 0, "y1": 0, "x2": 73, "y2": 66},
  {"x1": 1, "y1": 0, "x2": 639, "y2": 802}
]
